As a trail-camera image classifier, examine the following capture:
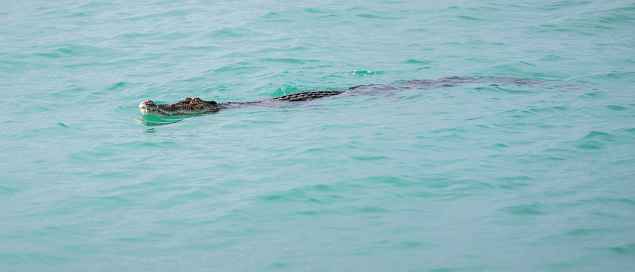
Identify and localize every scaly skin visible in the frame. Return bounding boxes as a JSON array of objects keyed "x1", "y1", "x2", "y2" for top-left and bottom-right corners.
[
  {"x1": 139, "y1": 77, "x2": 541, "y2": 117},
  {"x1": 139, "y1": 97, "x2": 224, "y2": 116},
  {"x1": 139, "y1": 90, "x2": 347, "y2": 116}
]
